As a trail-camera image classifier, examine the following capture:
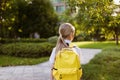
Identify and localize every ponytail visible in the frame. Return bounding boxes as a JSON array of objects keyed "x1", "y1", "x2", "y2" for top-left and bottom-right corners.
[{"x1": 55, "y1": 35, "x2": 68, "y2": 54}]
